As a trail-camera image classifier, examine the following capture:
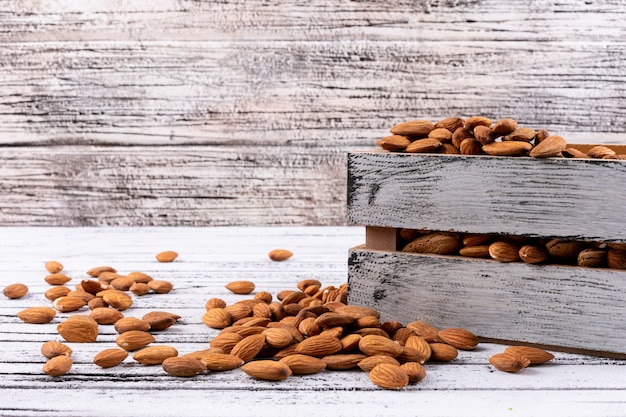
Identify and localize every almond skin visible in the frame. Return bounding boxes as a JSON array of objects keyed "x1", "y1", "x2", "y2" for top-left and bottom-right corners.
[
  {"x1": 43, "y1": 355, "x2": 73, "y2": 377},
  {"x1": 17, "y1": 306, "x2": 56, "y2": 324},
  {"x1": 148, "y1": 280, "x2": 174, "y2": 294},
  {"x1": 519, "y1": 245, "x2": 550, "y2": 264},
  {"x1": 101, "y1": 290, "x2": 133, "y2": 311},
  {"x1": 94, "y1": 348, "x2": 129, "y2": 368},
  {"x1": 489, "y1": 241, "x2": 521, "y2": 262},
  {"x1": 378, "y1": 135, "x2": 411, "y2": 151},
  {"x1": 322, "y1": 353, "x2": 368, "y2": 370},
  {"x1": 89, "y1": 307, "x2": 124, "y2": 324},
  {"x1": 3, "y1": 283, "x2": 29, "y2": 299},
  {"x1": 358, "y1": 355, "x2": 401, "y2": 372},
  {"x1": 369, "y1": 363, "x2": 409, "y2": 390},
  {"x1": 295, "y1": 334, "x2": 343, "y2": 357},
  {"x1": 87, "y1": 265, "x2": 117, "y2": 277},
  {"x1": 268, "y1": 249, "x2": 294, "y2": 262},
  {"x1": 482, "y1": 141, "x2": 532, "y2": 156},
  {"x1": 45, "y1": 273, "x2": 72, "y2": 285},
  {"x1": 241, "y1": 360, "x2": 292, "y2": 381},
  {"x1": 44, "y1": 286, "x2": 71, "y2": 301},
  {"x1": 390, "y1": 119, "x2": 434, "y2": 137},
  {"x1": 202, "y1": 308, "x2": 232, "y2": 329}
]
